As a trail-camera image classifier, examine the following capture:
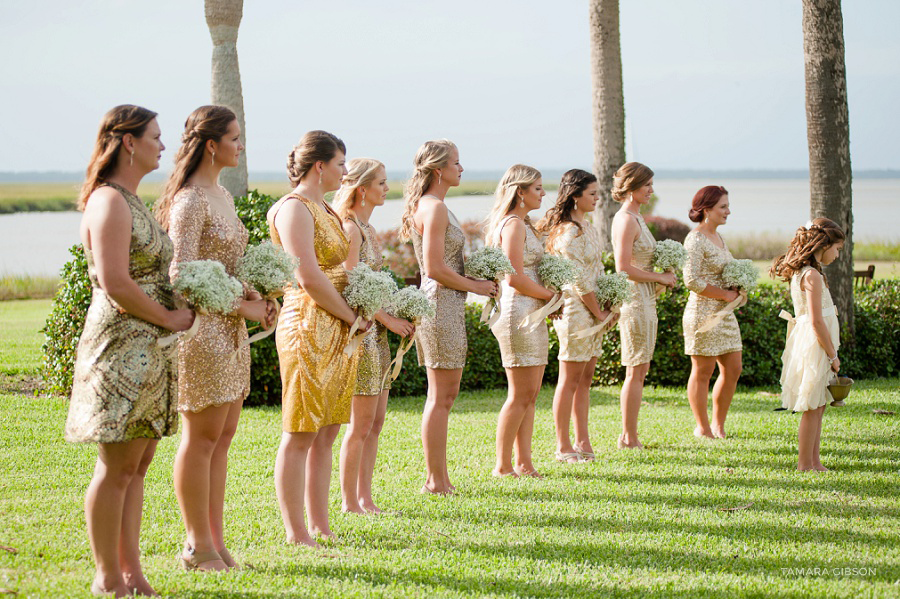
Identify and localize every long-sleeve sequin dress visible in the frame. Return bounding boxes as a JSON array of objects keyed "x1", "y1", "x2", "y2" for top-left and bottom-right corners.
[
  {"x1": 345, "y1": 216, "x2": 391, "y2": 395},
  {"x1": 411, "y1": 210, "x2": 467, "y2": 370},
  {"x1": 268, "y1": 195, "x2": 360, "y2": 432},
  {"x1": 65, "y1": 182, "x2": 179, "y2": 443},
  {"x1": 489, "y1": 216, "x2": 549, "y2": 368},
  {"x1": 168, "y1": 185, "x2": 251, "y2": 412},
  {"x1": 681, "y1": 231, "x2": 742, "y2": 356},
  {"x1": 547, "y1": 222, "x2": 605, "y2": 362},
  {"x1": 616, "y1": 213, "x2": 658, "y2": 367}
]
